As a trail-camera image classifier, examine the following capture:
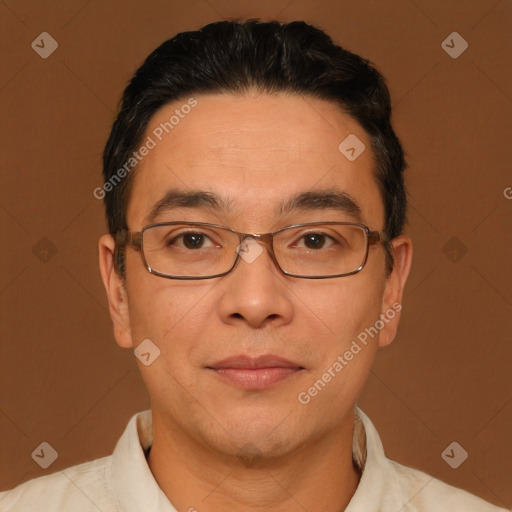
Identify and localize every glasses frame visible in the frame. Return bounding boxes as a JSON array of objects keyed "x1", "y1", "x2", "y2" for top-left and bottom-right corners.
[{"x1": 115, "y1": 221, "x2": 388, "y2": 280}]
